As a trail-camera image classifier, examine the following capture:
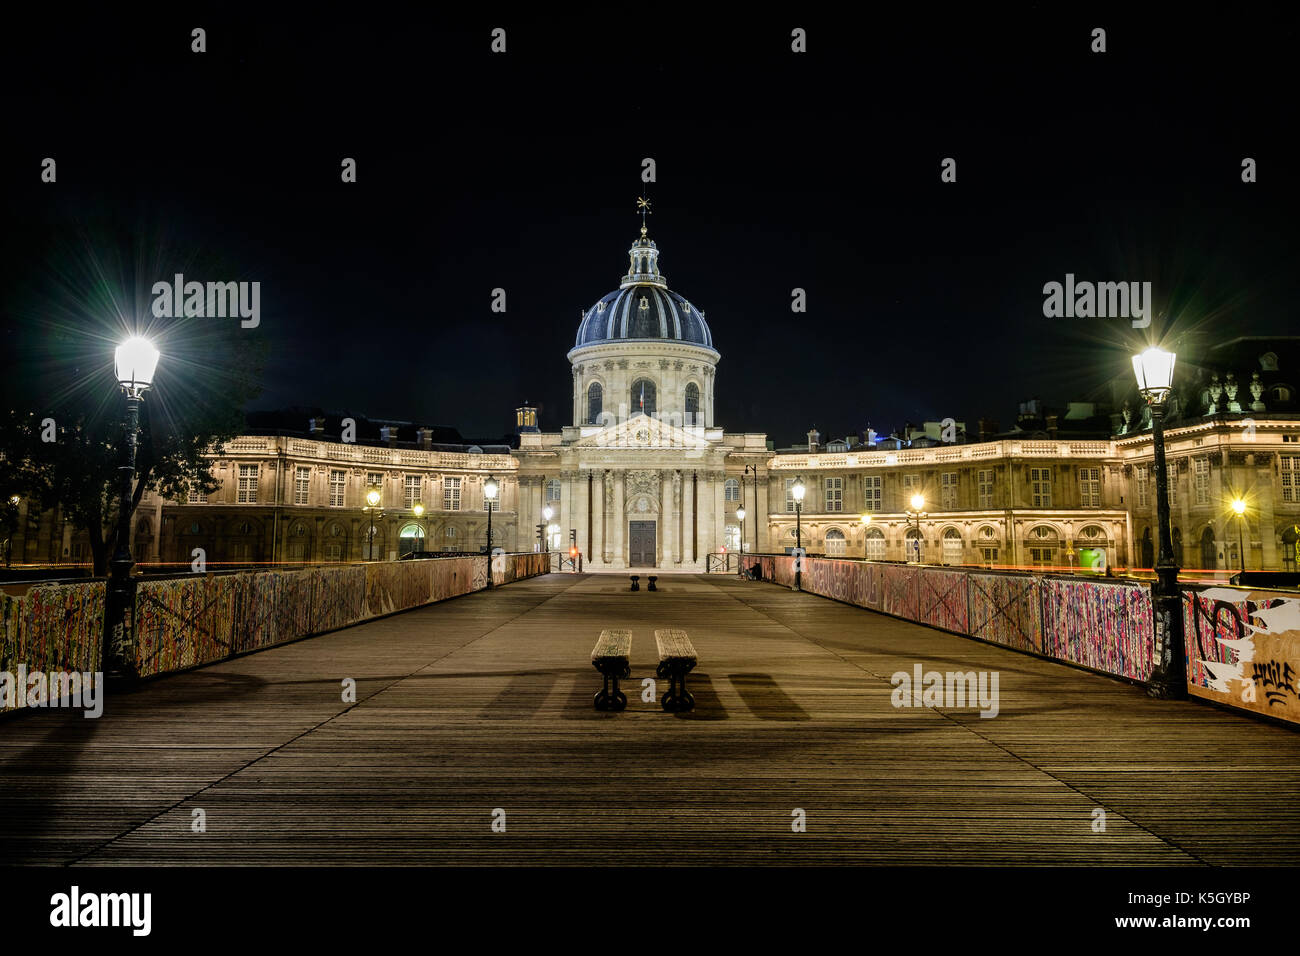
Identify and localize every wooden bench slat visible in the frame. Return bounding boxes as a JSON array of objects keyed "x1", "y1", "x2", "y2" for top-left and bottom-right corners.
[
  {"x1": 654, "y1": 628, "x2": 696, "y2": 662},
  {"x1": 591, "y1": 628, "x2": 632, "y2": 661}
]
